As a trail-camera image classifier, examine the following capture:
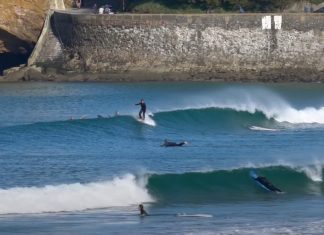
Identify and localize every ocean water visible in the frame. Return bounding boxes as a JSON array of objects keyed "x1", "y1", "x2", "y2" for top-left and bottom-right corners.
[{"x1": 0, "y1": 82, "x2": 324, "y2": 235}]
